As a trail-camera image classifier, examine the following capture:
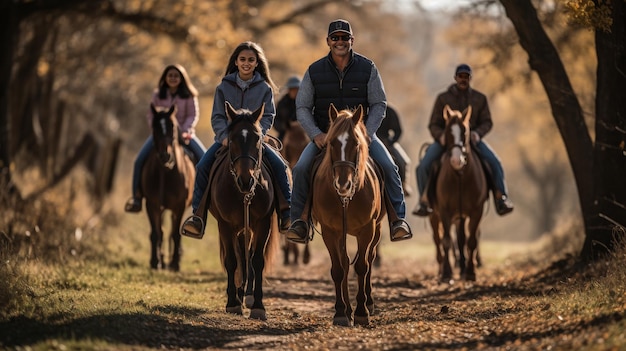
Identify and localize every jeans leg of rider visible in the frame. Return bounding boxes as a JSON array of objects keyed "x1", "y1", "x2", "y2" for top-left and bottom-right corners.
[
  {"x1": 188, "y1": 136, "x2": 207, "y2": 162},
  {"x1": 476, "y1": 141, "x2": 507, "y2": 195},
  {"x1": 132, "y1": 136, "x2": 154, "y2": 197},
  {"x1": 264, "y1": 146, "x2": 292, "y2": 212},
  {"x1": 192, "y1": 142, "x2": 221, "y2": 212},
  {"x1": 416, "y1": 142, "x2": 444, "y2": 200},
  {"x1": 290, "y1": 142, "x2": 319, "y2": 222},
  {"x1": 370, "y1": 137, "x2": 406, "y2": 219}
]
